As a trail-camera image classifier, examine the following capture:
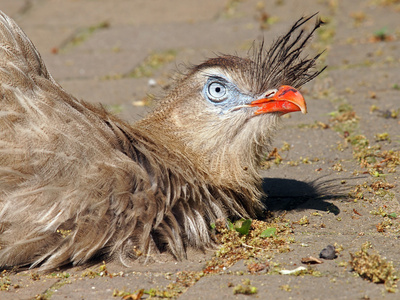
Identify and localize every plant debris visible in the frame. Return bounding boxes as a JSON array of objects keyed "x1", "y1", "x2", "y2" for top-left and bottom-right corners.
[
  {"x1": 81, "y1": 261, "x2": 110, "y2": 278},
  {"x1": 296, "y1": 215, "x2": 310, "y2": 226},
  {"x1": 261, "y1": 147, "x2": 283, "y2": 168},
  {"x1": 0, "y1": 271, "x2": 11, "y2": 291},
  {"x1": 349, "y1": 242, "x2": 399, "y2": 292},
  {"x1": 280, "y1": 284, "x2": 292, "y2": 292},
  {"x1": 133, "y1": 271, "x2": 204, "y2": 299},
  {"x1": 204, "y1": 217, "x2": 293, "y2": 274},
  {"x1": 120, "y1": 289, "x2": 144, "y2": 300},
  {"x1": 233, "y1": 219, "x2": 252, "y2": 235},
  {"x1": 232, "y1": 279, "x2": 258, "y2": 295},
  {"x1": 61, "y1": 21, "x2": 110, "y2": 52},
  {"x1": 370, "y1": 26, "x2": 394, "y2": 42},
  {"x1": 247, "y1": 261, "x2": 268, "y2": 273},
  {"x1": 302, "y1": 256, "x2": 323, "y2": 264},
  {"x1": 347, "y1": 135, "x2": 400, "y2": 175}
]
